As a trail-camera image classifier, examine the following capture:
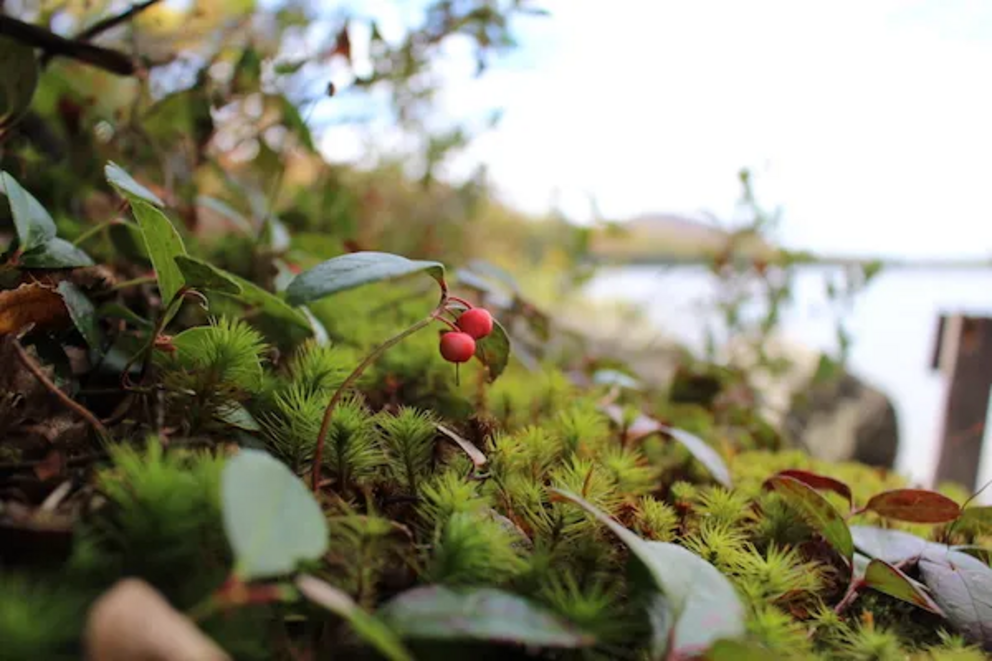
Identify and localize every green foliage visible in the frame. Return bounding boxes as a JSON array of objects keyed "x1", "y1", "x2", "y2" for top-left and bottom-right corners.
[
  {"x1": 426, "y1": 511, "x2": 528, "y2": 586},
  {"x1": 379, "y1": 407, "x2": 440, "y2": 493},
  {"x1": 158, "y1": 317, "x2": 268, "y2": 432},
  {"x1": 72, "y1": 441, "x2": 229, "y2": 608},
  {"x1": 1, "y1": 4, "x2": 989, "y2": 657},
  {"x1": 0, "y1": 575, "x2": 84, "y2": 661}
]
